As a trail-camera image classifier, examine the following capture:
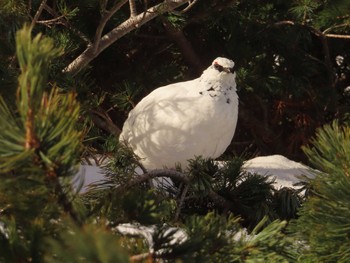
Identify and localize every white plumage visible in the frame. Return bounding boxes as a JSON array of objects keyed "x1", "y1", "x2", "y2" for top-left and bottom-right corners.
[{"x1": 120, "y1": 57, "x2": 239, "y2": 169}]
